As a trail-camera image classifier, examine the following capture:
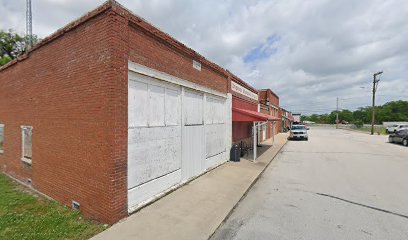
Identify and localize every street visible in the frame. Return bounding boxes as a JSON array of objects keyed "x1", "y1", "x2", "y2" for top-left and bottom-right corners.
[{"x1": 211, "y1": 127, "x2": 408, "y2": 240}]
